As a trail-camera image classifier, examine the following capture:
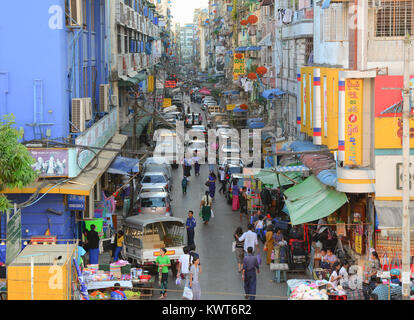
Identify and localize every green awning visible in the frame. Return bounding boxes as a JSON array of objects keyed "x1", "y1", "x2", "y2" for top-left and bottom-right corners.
[
  {"x1": 255, "y1": 169, "x2": 303, "y2": 188},
  {"x1": 119, "y1": 73, "x2": 147, "y2": 87},
  {"x1": 121, "y1": 116, "x2": 152, "y2": 137},
  {"x1": 284, "y1": 175, "x2": 348, "y2": 226}
]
